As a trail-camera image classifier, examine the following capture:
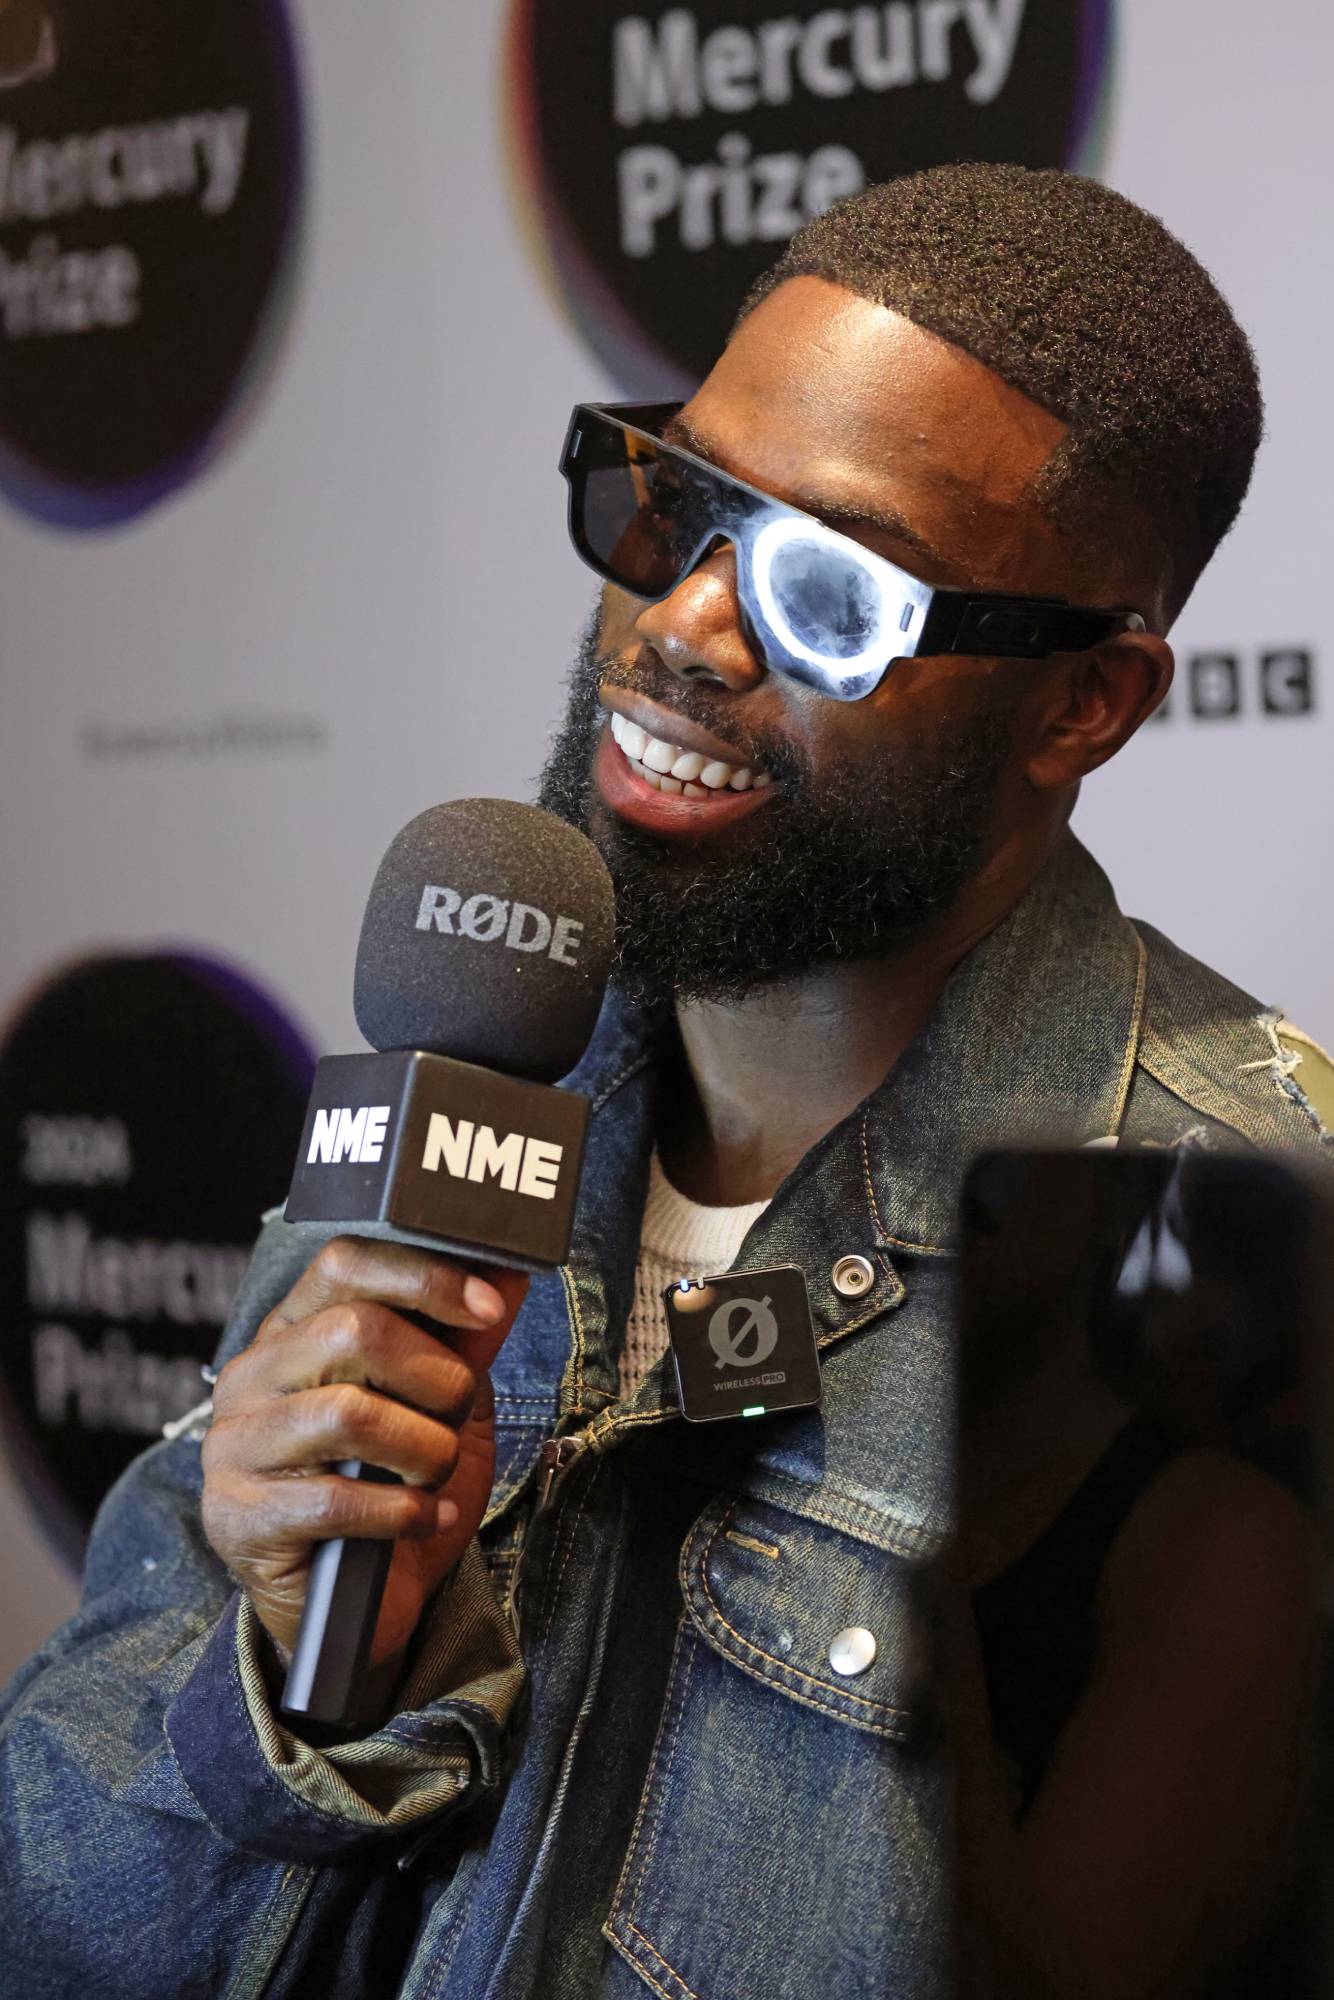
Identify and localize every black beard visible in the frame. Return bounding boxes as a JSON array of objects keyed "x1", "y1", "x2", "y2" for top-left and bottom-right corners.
[{"x1": 537, "y1": 607, "x2": 1018, "y2": 1007}]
